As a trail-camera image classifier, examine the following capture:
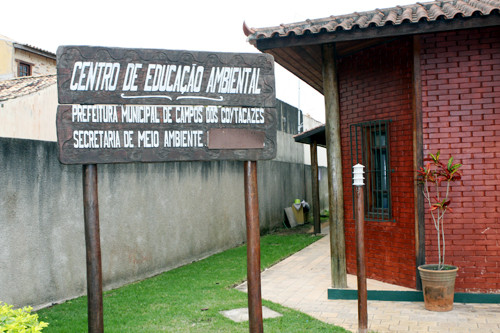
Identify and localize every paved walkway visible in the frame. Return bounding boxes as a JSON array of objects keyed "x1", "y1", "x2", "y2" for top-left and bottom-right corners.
[{"x1": 236, "y1": 229, "x2": 500, "y2": 332}]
